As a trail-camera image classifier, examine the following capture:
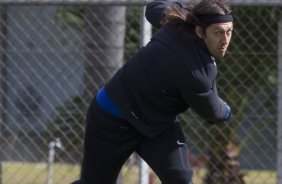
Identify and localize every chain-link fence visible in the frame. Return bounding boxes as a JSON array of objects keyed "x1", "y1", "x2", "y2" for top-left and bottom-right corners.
[{"x1": 0, "y1": 0, "x2": 281, "y2": 184}]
